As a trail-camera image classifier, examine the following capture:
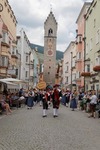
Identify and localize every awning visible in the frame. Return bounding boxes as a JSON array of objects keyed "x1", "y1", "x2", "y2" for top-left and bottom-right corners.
[
  {"x1": 0, "y1": 80, "x2": 17, "y2": 85},
  {"x1": 0, "y1": 78, "x2": 27, "y2": 84},
  {"x1": 0, "y1": 78, "x2": 21, "y2": 82}
]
